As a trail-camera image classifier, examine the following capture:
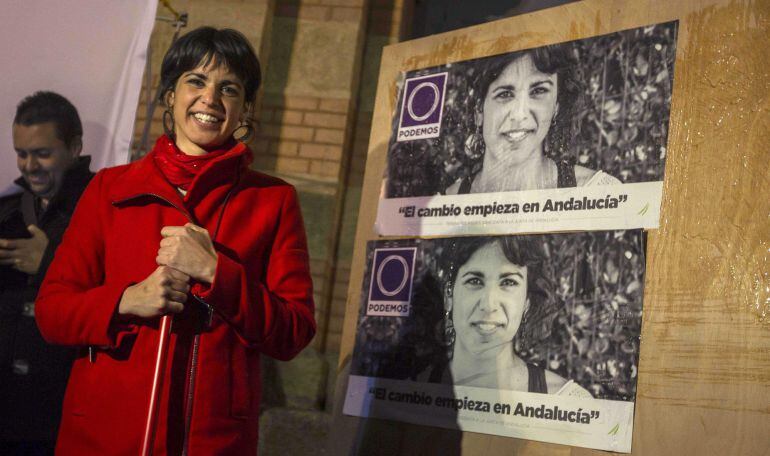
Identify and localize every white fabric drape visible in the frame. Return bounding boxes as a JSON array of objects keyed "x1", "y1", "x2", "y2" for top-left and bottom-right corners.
[{"x1": 0, "y1": 0, "x2": 157, "y2": 195}]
